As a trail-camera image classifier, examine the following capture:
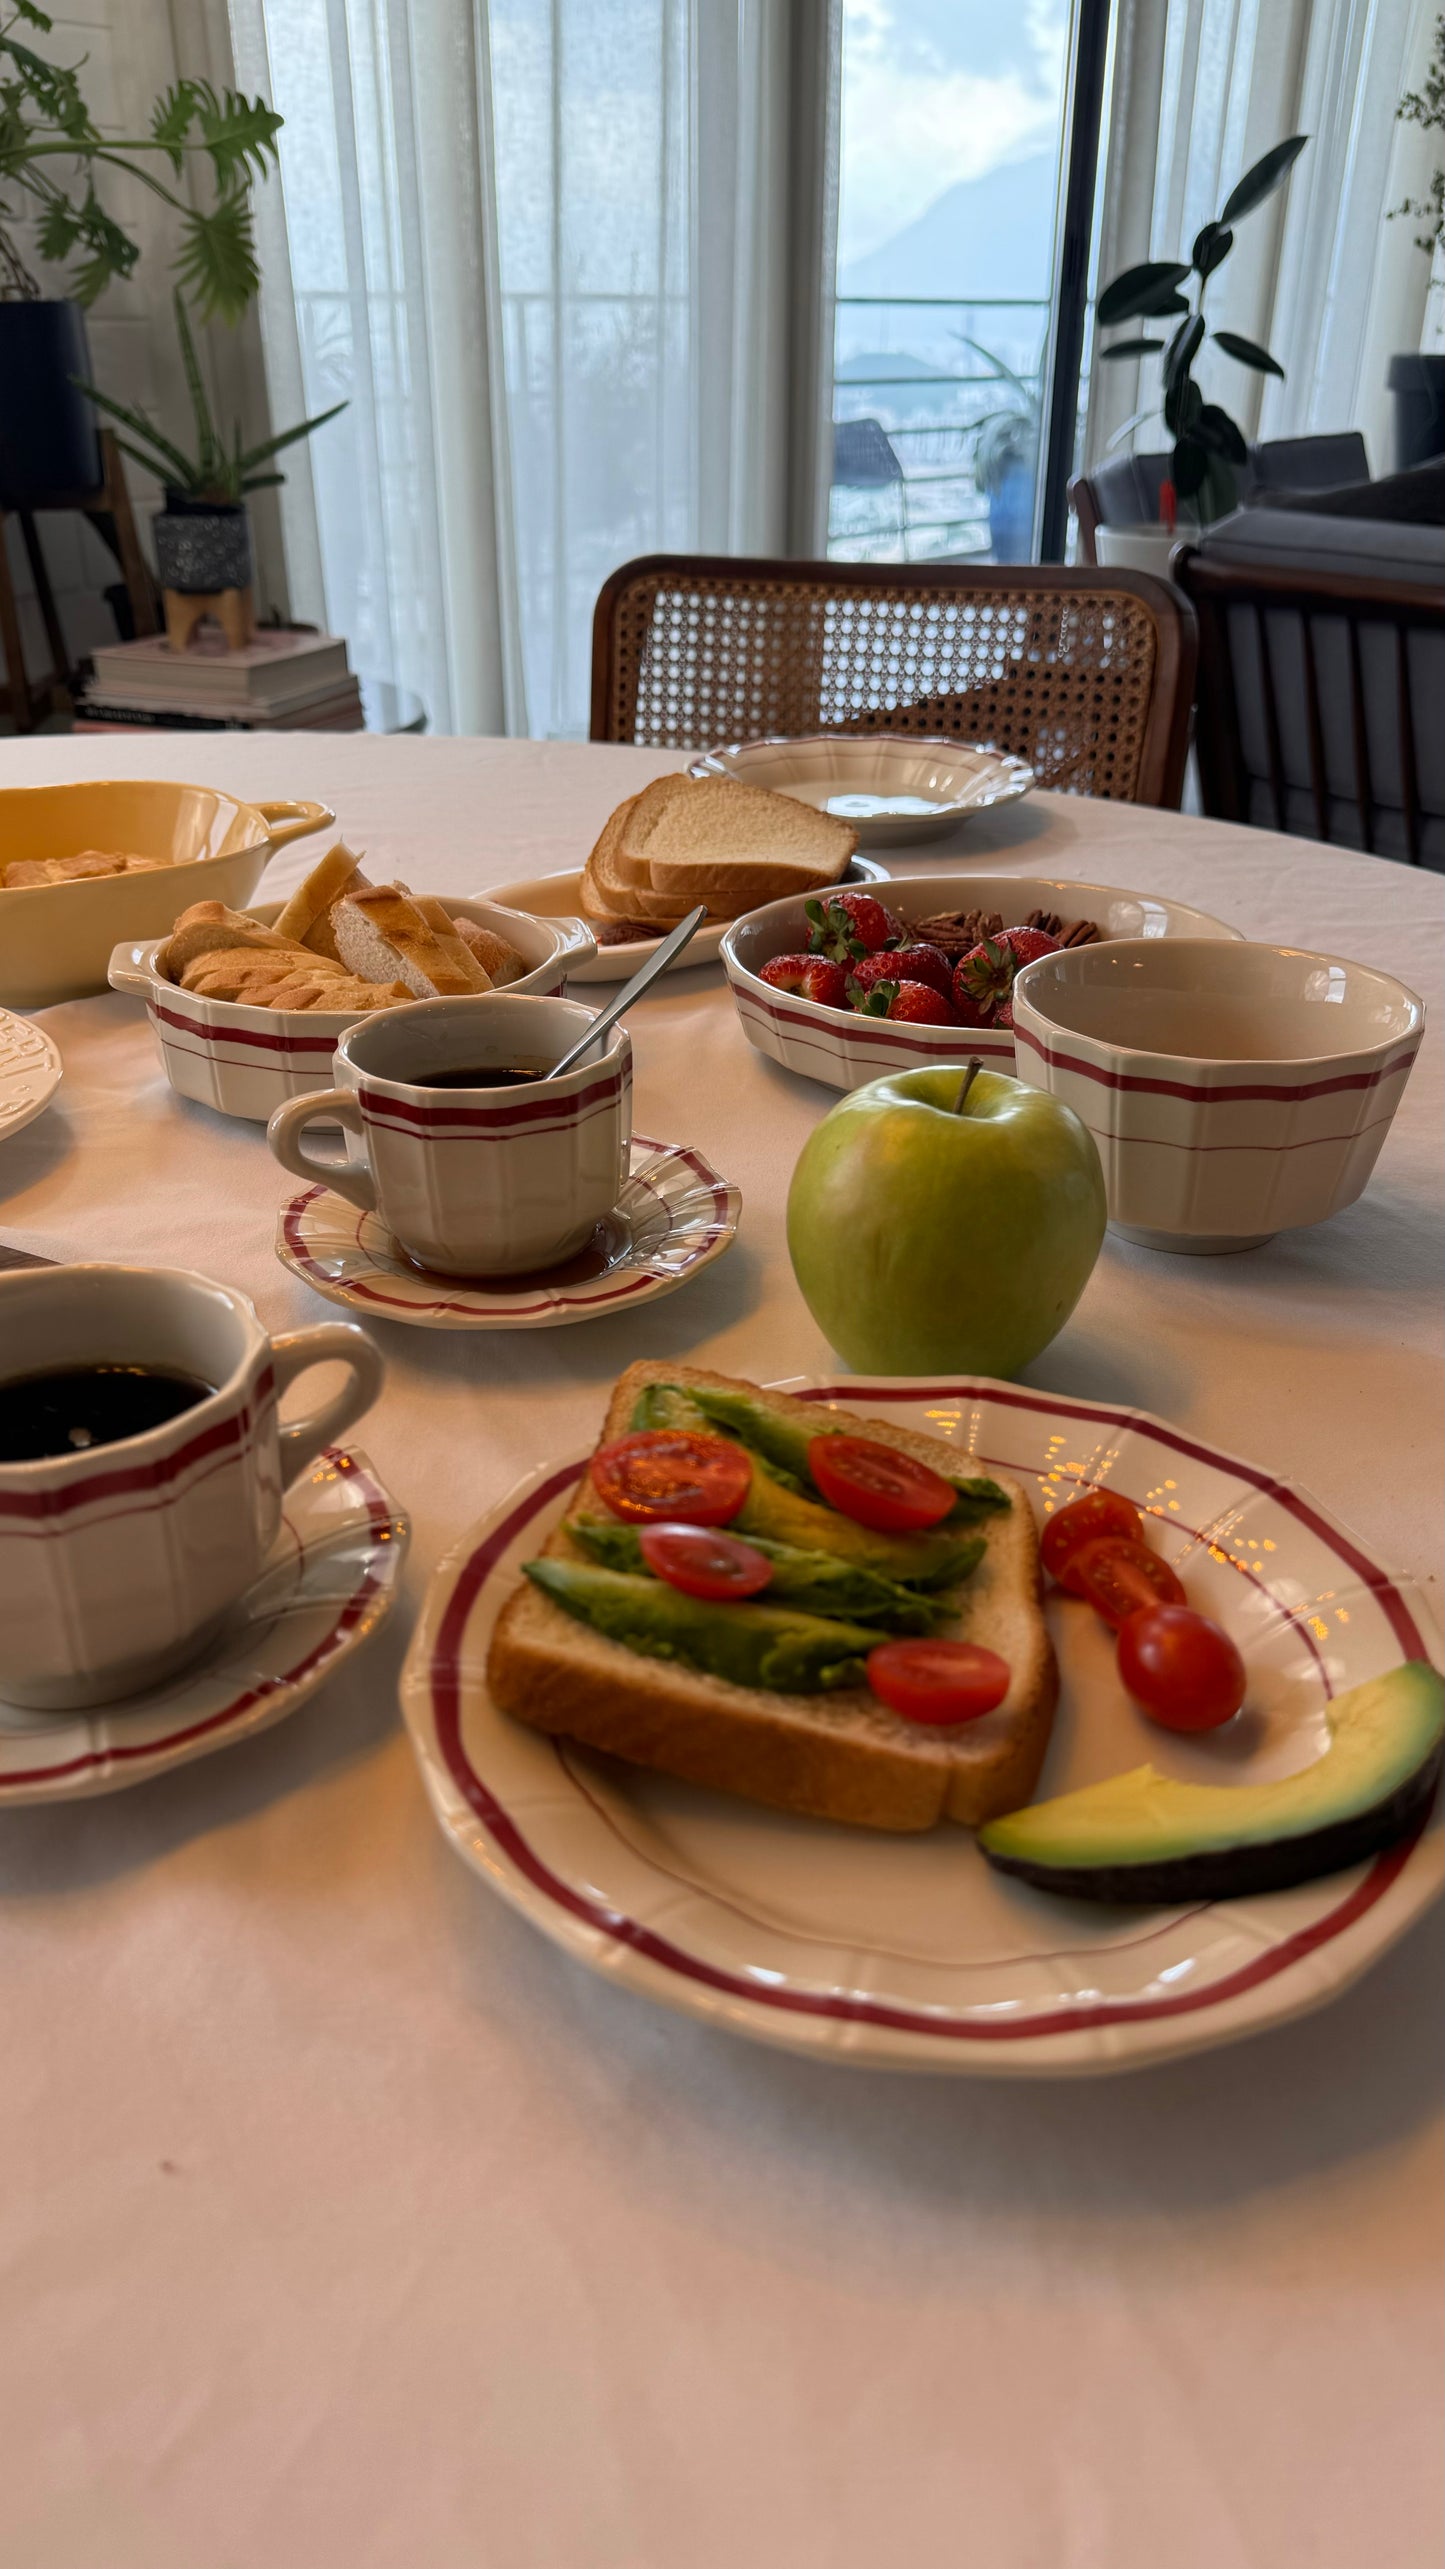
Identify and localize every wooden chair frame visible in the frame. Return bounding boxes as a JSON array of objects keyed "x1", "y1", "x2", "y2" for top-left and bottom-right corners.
[
  {"x1": 591, "y1": 553, "x2": 1197, "y2": 808},
  {"x1": 1175, "y1": 545, "x2": 1445, "y2": 863},
  {"x1": 0, "y1": 428, "x2": 158, "y2": 732}
]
